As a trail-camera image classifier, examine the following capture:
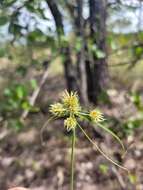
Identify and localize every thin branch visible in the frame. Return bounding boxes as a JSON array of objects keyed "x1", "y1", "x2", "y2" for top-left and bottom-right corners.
[
  {"x1": 108, "y1": 58, "x2": 140, "y2": 68},
  {"x1": 20, "y1": 65, "x2": 49, "y2": 120},
  {"x1": 109, "y1": 43, "x2": 143, "y2": 56},
  {"x1": 112, "y1": 166, "x2": 126, "y2": 189}
]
